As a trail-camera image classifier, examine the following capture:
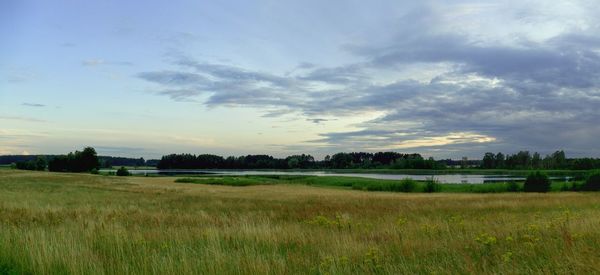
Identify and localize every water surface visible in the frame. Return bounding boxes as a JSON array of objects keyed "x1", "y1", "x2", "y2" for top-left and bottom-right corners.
[{"x1": 103, "y1": 169, "x2": 571, "y2": 184}]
